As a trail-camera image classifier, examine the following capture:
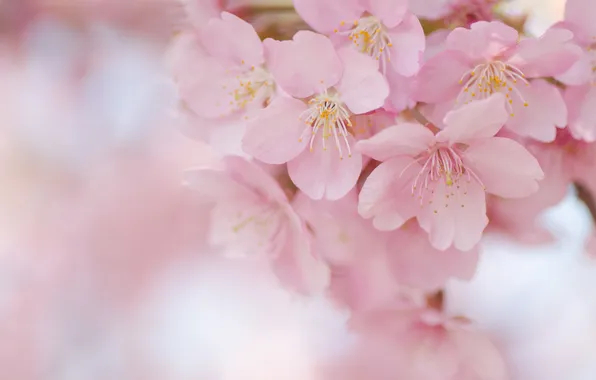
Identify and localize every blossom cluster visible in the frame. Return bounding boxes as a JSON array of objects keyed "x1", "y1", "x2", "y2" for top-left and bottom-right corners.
[{"x1": 169, "y1": 0, "x2": 596, "y2": 377}]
